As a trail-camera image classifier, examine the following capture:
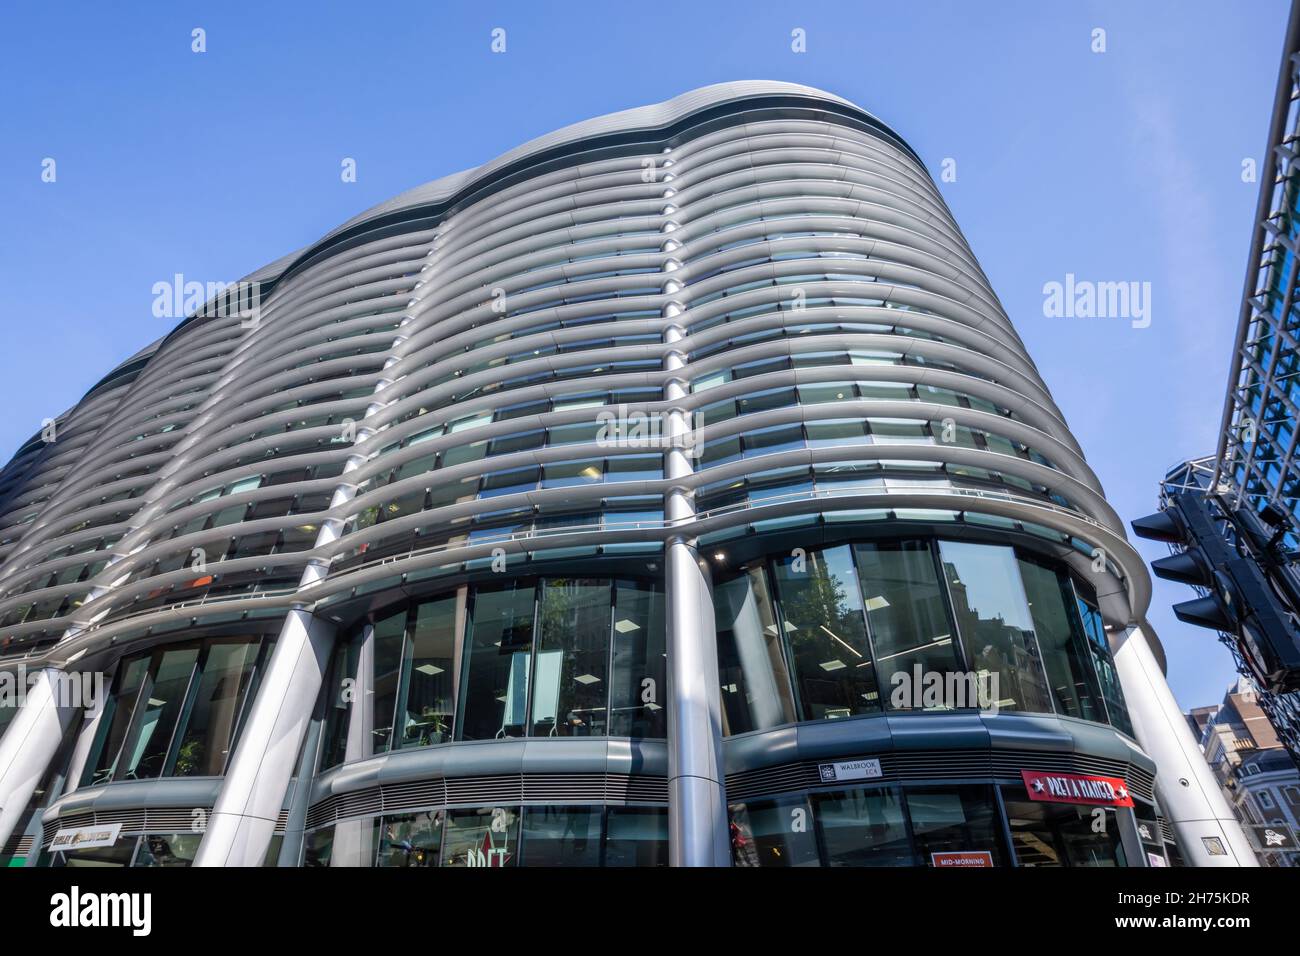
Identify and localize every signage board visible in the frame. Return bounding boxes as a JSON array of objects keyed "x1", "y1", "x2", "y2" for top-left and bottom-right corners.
[
  {"x1": 931, "y1": 851, "x2": 994, "y2": 868},
  {"x1": 818, "y1": 758, "x2": 883, "y2": 783},
  {"x1": 1020, "y1": 770, "x2": 1134, "y2": 807},
  {"x1": 49, "y1": 823, "x2": 123, "y2": 853}
]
